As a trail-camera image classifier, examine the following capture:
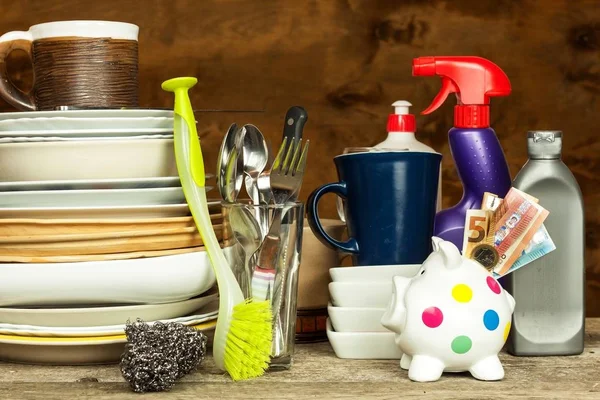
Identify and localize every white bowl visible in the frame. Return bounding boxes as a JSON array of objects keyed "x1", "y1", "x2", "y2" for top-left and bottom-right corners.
[
  {"x1": 328, "y1": 281, "x2": 392, "y2": 308},
  {"x1": 329, "y1": 264, "x2": 421, "y2": 282},
  {"x1": 0, "y1": 116, "x2": 173, "y2": 132},
  {"x1": 0, "y1": 139, "x2": 177, "y2": 182},
  {"x1": 0, "y1": 187, "x2": 189, "y2": 208},
  {"x1": 0, "y1": 203, "x2": 191, "y2": 219},
  {"x1": 0, "y1": 249, "x2": 225, "y2": 306},
  {"x1": 327, "y1": 303, "x2": 387, "y2": 332},
  {"x1": 326, "y1": 319, "x2": 402, "y2": 359},
  {"x1": 0, "y1": 293, "x2": 218, "y2": 327},
  {"x1": 0, "y1": 177, "x2": 182, "y2": 191},
  {"x1": 0, "y1": 320, "x2": 216, "y2": 365},
  {"x1": 0, "y1": 109, "x2": 173, "y2": 121},
  {"x1": 0, "y1": 299, "x2": 219, "y2": 337},
  {"x1": 0, "y1": 128, "x2": 173, "y2": 138}
]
